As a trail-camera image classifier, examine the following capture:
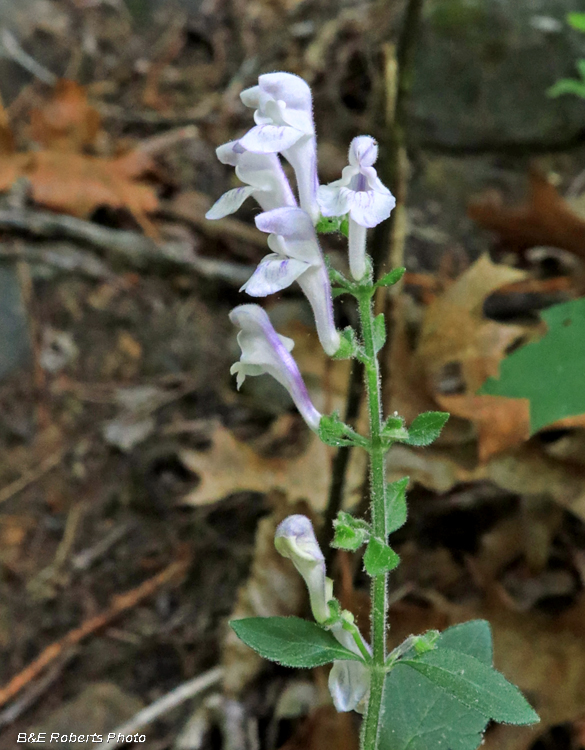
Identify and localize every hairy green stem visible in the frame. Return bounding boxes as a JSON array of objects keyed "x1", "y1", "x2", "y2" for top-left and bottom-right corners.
[{"x1": 358, "y1": 289, "x2": 388, "y2": 749}]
